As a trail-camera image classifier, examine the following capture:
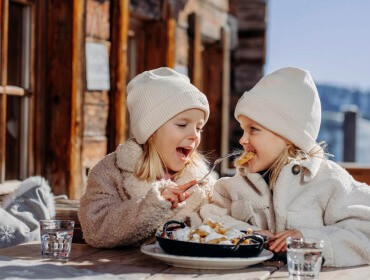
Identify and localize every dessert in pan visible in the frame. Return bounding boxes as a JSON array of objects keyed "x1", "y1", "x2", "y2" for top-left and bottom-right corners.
[{"x1": 156, "y1": 220, "x2": 266, "y2": 258}]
